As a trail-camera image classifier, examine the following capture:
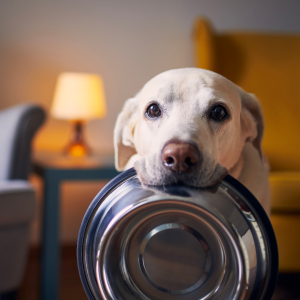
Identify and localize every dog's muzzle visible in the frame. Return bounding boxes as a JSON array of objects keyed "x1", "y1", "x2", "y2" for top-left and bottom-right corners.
[{"x1": 77, "y1": 168, "x2": 278, "y2": 300}]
